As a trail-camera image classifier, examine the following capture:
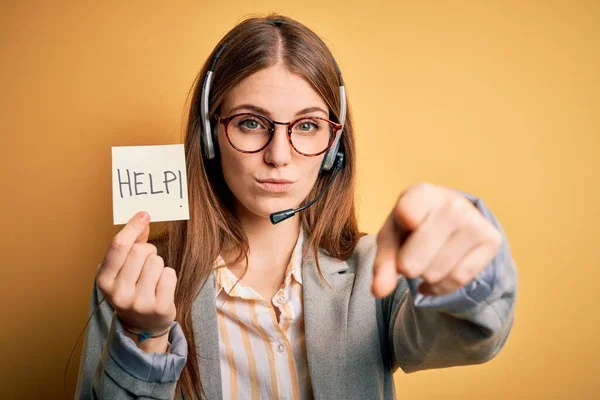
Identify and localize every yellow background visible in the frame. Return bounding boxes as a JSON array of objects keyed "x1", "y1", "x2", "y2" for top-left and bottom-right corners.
[{"x1": 1, "y1": 1, "x2": 598, "y2": 399}]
